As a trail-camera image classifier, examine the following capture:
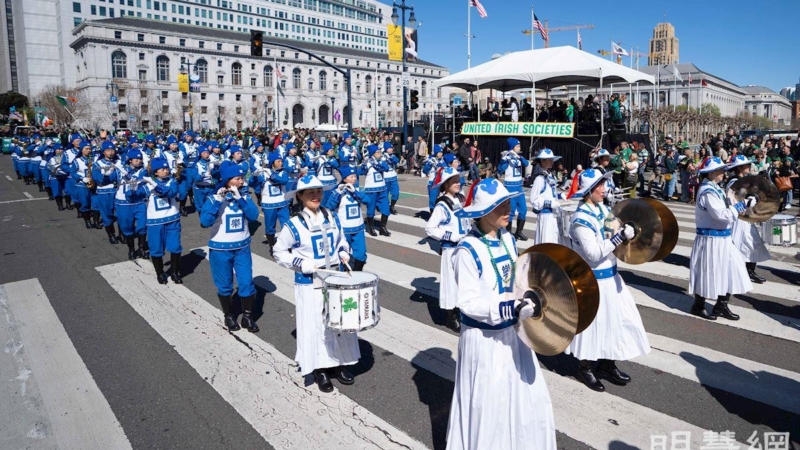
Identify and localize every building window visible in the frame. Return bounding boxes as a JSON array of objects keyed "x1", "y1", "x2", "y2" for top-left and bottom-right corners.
[
  {"x1": 219, "y1": 93, "x2": 225, "y2": 100},
  {"x1": 235, "y1": 106, "x2": 242, "y2": 114},
  {"x1": 292, "y1": 68, "x2": 301, "y2": 89},
  {"x1": 195, "y1": 59, "x2": 208, "y2": 83},
  {"x1": 319, "y1": 70, "x2": 327, "y2": 90},
  {"x1": 421, "y1": 81, "x2": 427, "y2": 97},
  {"x1": 138, "y1": 69, "x2": 146, "y2": 80},
  {"x1": 111, "y1": 51, "x2": 127, "y2": 79},
  {"x1": 73, "y1": 2, "x2": 81, "y2": 12},
  {"x1": 217, "y1": 75, "x2": 224, "y2": 84},
  {"x1": 74, "y1": 17, "x2": 82, "y2": 27},
  {"x1": 365, "y1": 75, "x2": 372, "y2": 93},
  {"x1": 250, "y1": 78, "x2": 257, "y2": 87},
  {"x1": 161, "y1": 91, "x2": 168, "y2": 99},
  {"x1": 235, "y1": 94, "x2": 241, "y2": 101},
  {"x1": 159, "y1": 36, "x2": 166, "y2": 44},
  {"x1": 156, "y1": 55, "x2": 169, "y2": 81},
  {"x1": 114, "y1": 31, "x2": 122, "y2": 39},
  {"x1": 140, "y1": 90, "x2": 148, "y2": 98},
  {"x1": 231, "y1": 63, "x2": 242, "y2": 85},
  {"x1": 137, "y1": 33, "x2": 144, "y2": 41},
  {"x1": 385, "y1": 77, "x2": 391, "y2": 95},
  {"x1": 264, "y1": 66, "x2": 273, "y2": 87},
  {"x1": 200, "y1": 93, "x2": 206, "y2": 100},
  {"x1": 118, "y1": 88, "x2": 126, "y2": 97},
  {"x1": 138, "y1": 52, "x2": 145, "y2": 60},
  {"x1": 141, "y1": 104, "x2": 149, "y2": 114},
  {"x1": 199, "y1": 41, "x2": 204, "y2": 48},
  {"x1": 234, "y1": 45, "x2": 239, "y2": 52},
  {"x1": 216, "y1": 43, "x2": 222, "y2": 50},
  {"x1": 179, "y1": 38, "x2": 186, "y2": 47},
  {"x1": 201, "y1": 106, "x2": 207, "y2": 114}
]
